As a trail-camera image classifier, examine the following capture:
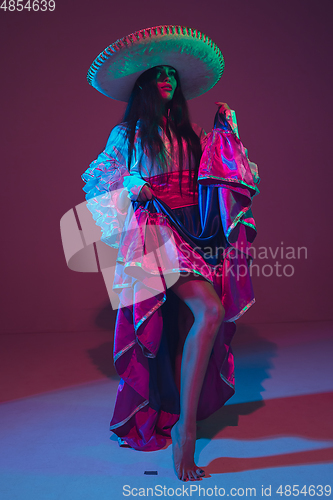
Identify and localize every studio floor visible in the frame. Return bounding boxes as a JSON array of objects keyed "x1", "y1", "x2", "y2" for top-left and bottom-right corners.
[{"x1": 0, "y1": 320, "x2": 332, "y2": 499}]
